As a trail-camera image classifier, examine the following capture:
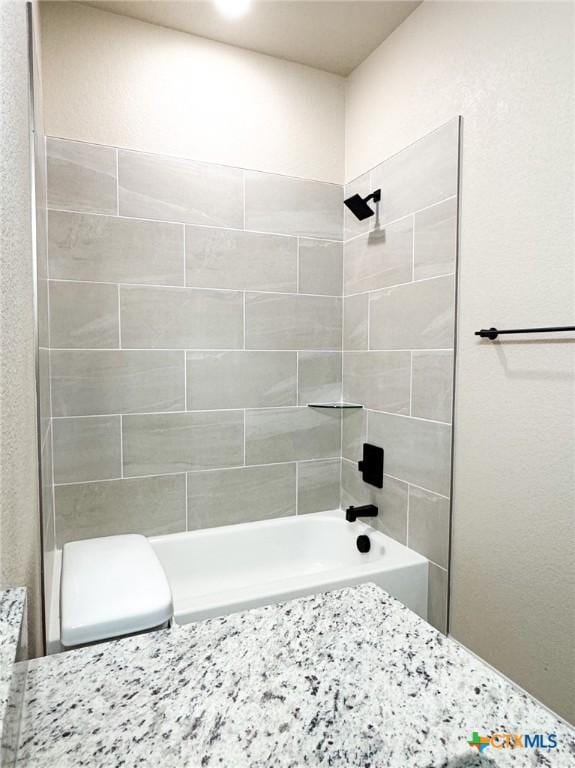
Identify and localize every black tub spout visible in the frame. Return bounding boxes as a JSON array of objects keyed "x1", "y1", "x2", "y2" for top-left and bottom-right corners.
[{"x1": 345, "y1": 505, "x2": 378, "y2": 523}]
